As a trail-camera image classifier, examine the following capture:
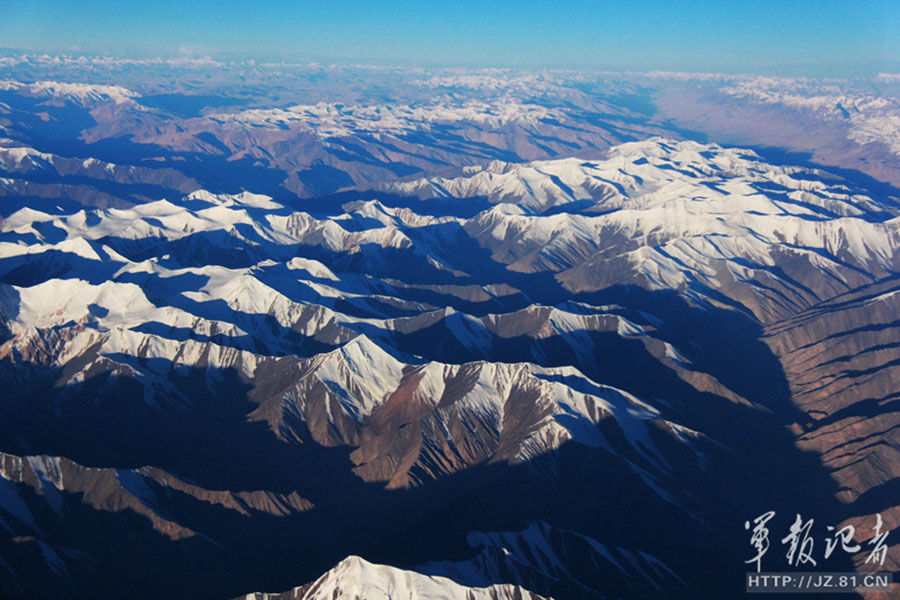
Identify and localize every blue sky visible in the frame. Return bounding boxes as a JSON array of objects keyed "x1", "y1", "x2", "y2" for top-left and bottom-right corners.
[{"x1": 2, "y1": 1, "x2": 898, "y2": 76}]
